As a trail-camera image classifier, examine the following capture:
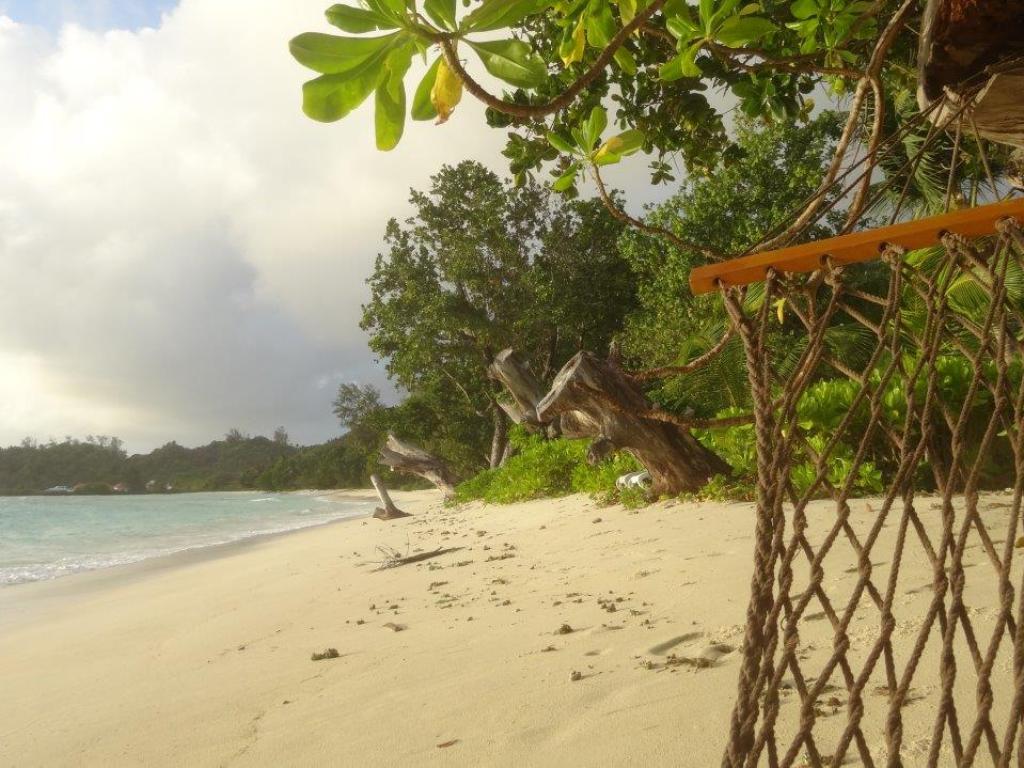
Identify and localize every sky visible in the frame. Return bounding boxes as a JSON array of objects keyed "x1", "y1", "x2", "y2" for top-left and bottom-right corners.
[{"x1": 0, "y1": 0, "x2": 662, "y2": 453}]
